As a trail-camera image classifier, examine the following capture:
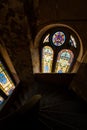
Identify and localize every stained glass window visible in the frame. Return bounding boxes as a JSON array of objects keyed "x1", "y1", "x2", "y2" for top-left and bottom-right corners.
[
  {"x1": 43, "y1": 34, "x2": 50, "y2": 43},
  {"x1": 0, "y1": 61, "x2": 15, "y2": 96},
  {"x1": 0, "y1": 96, "x2": 4, "y2": 104},
  {"x1": 38, "y1": 24, "x2": 82, "y2": 74},
  {"x1": 55, "y1": 49, "x2": 74, "y2": 73},
  {"x1": 42, "y1": 46, "x2": 54, "y2": 73},
  {"x1": 52, "y1": 31, "x2": 65, "y2": 46},
  {"x1": 69, "y1": 35, "x2": 77, "y2": 48}
]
